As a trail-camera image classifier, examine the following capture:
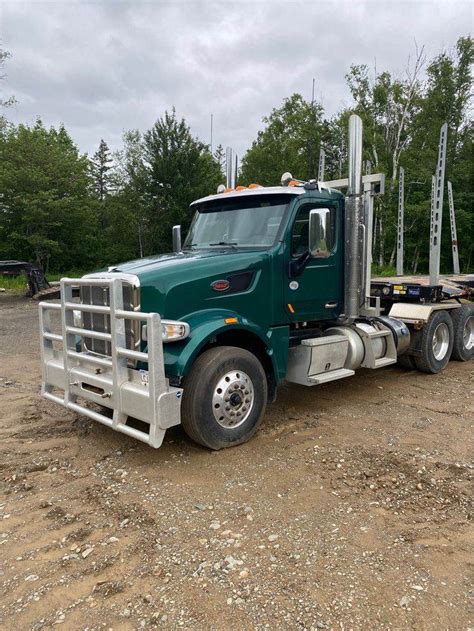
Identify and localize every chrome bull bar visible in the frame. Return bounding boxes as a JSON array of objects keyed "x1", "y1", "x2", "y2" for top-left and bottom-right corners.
[{"x1": 39, "y1": 277, "x2": 182, "y2": 448}]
